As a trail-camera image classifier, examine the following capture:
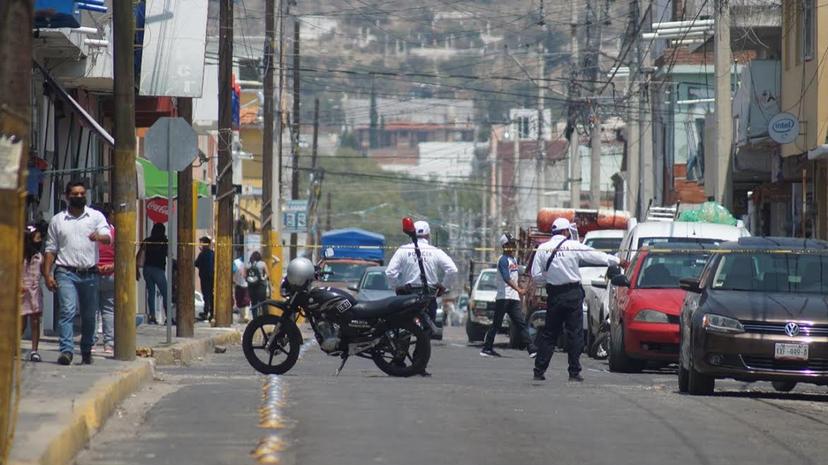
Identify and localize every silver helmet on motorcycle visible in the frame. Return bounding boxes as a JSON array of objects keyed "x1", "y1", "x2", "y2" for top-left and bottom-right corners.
[{"x1": 286, "y1": 257, "x2": 315, "y2": 287}]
